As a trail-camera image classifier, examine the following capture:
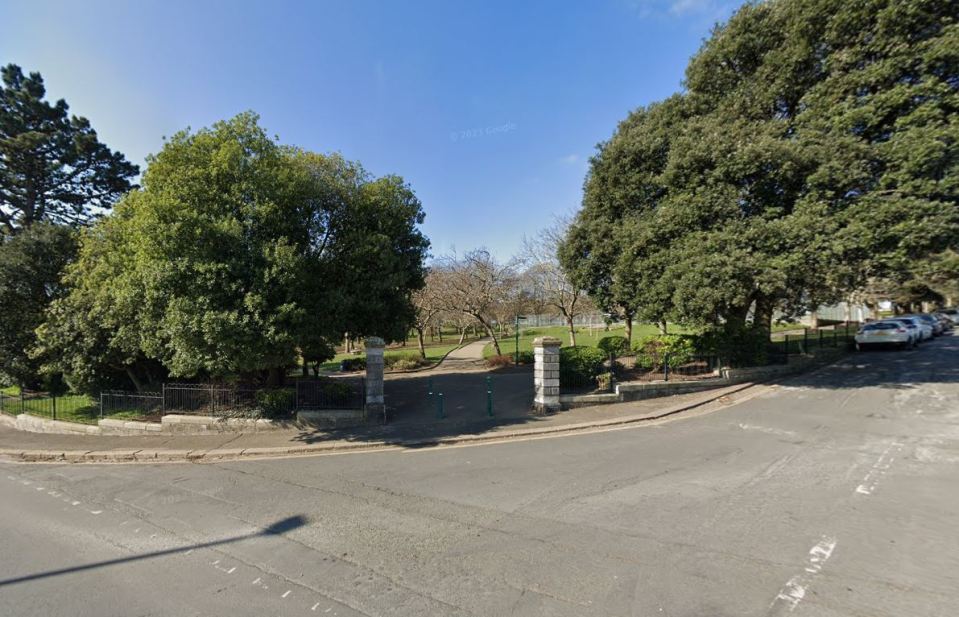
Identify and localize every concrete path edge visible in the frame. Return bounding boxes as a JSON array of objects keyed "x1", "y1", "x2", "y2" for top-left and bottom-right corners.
[{"x1": 0, "y1": 380, "x2": 765, "y2": 464}]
